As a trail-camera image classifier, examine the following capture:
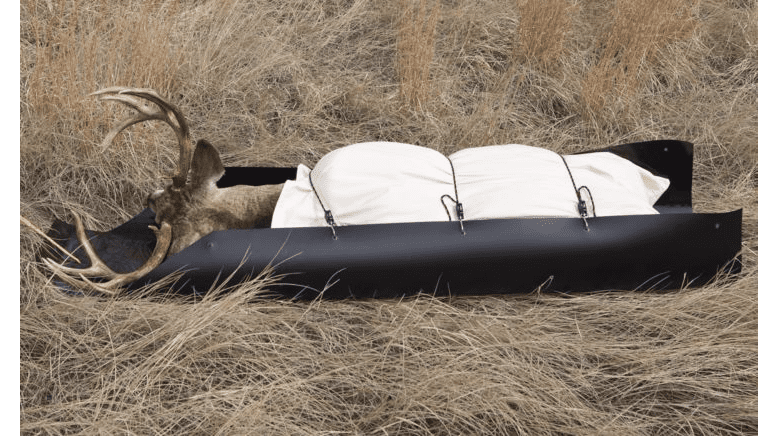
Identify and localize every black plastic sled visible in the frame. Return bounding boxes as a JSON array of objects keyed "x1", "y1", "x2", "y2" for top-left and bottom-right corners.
[{"x1": 44, "y1": 140, "x2": 742, "y2": 299}]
